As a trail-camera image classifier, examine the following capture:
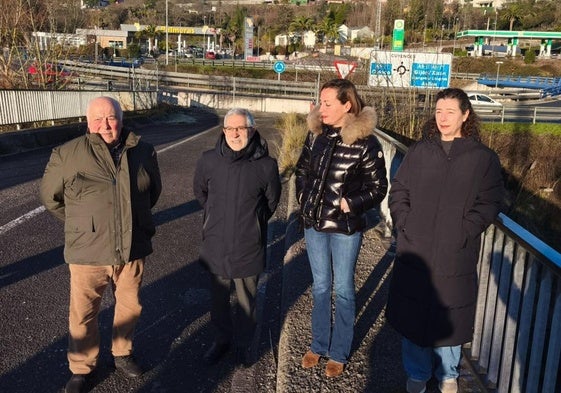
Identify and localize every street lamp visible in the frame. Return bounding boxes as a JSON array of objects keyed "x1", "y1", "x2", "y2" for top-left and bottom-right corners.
[
  {"x1": 165, "y1": 0, "x2": 169, "y2": 66},
  {"x1": 203, "y1": 16, "x2": 207, "y2": 55},
  {"x1": 495, "y1": 61, "x2": 503, "y2": 88},
  {"x1": 452, "y1": 17, "x2": 458, "y2": 57},
  {"x1": 492, "y1": 9, "x2": 498, "y2": 56}
]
